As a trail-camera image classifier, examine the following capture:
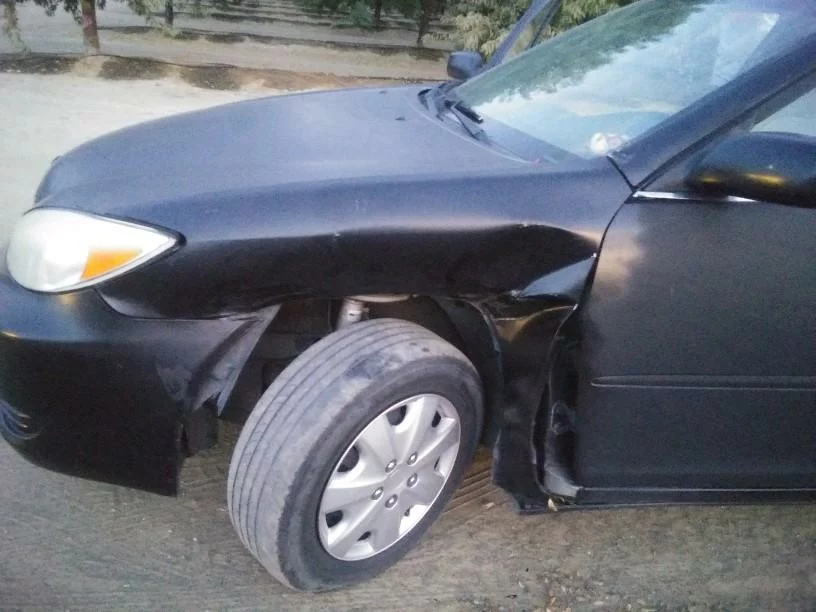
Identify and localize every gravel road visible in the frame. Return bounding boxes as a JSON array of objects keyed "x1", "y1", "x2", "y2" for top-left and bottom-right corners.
[{"x1": 1, "y1": 72, "x2": 816, "y2": 611}]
